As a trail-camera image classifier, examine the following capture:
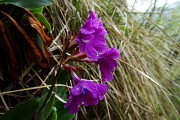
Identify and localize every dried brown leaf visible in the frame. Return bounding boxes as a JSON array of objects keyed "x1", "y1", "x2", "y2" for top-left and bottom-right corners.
[
  {"x1": 0, "y1": 20, "x2": 17, "y2": 80},
  {"x1": 25, "y1": 10, "x2": 53, "y2": 46},
  {"x1": 0, "y1": 11, "x2": 50, "y2": 68}
]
